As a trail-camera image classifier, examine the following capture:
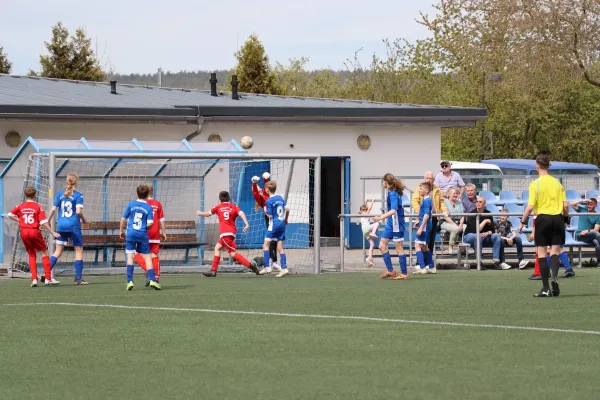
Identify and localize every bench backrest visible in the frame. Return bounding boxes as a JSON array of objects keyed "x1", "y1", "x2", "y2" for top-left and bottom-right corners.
[{"x1": 82, "y1": 221, "x2": 196, "y2": 231}]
